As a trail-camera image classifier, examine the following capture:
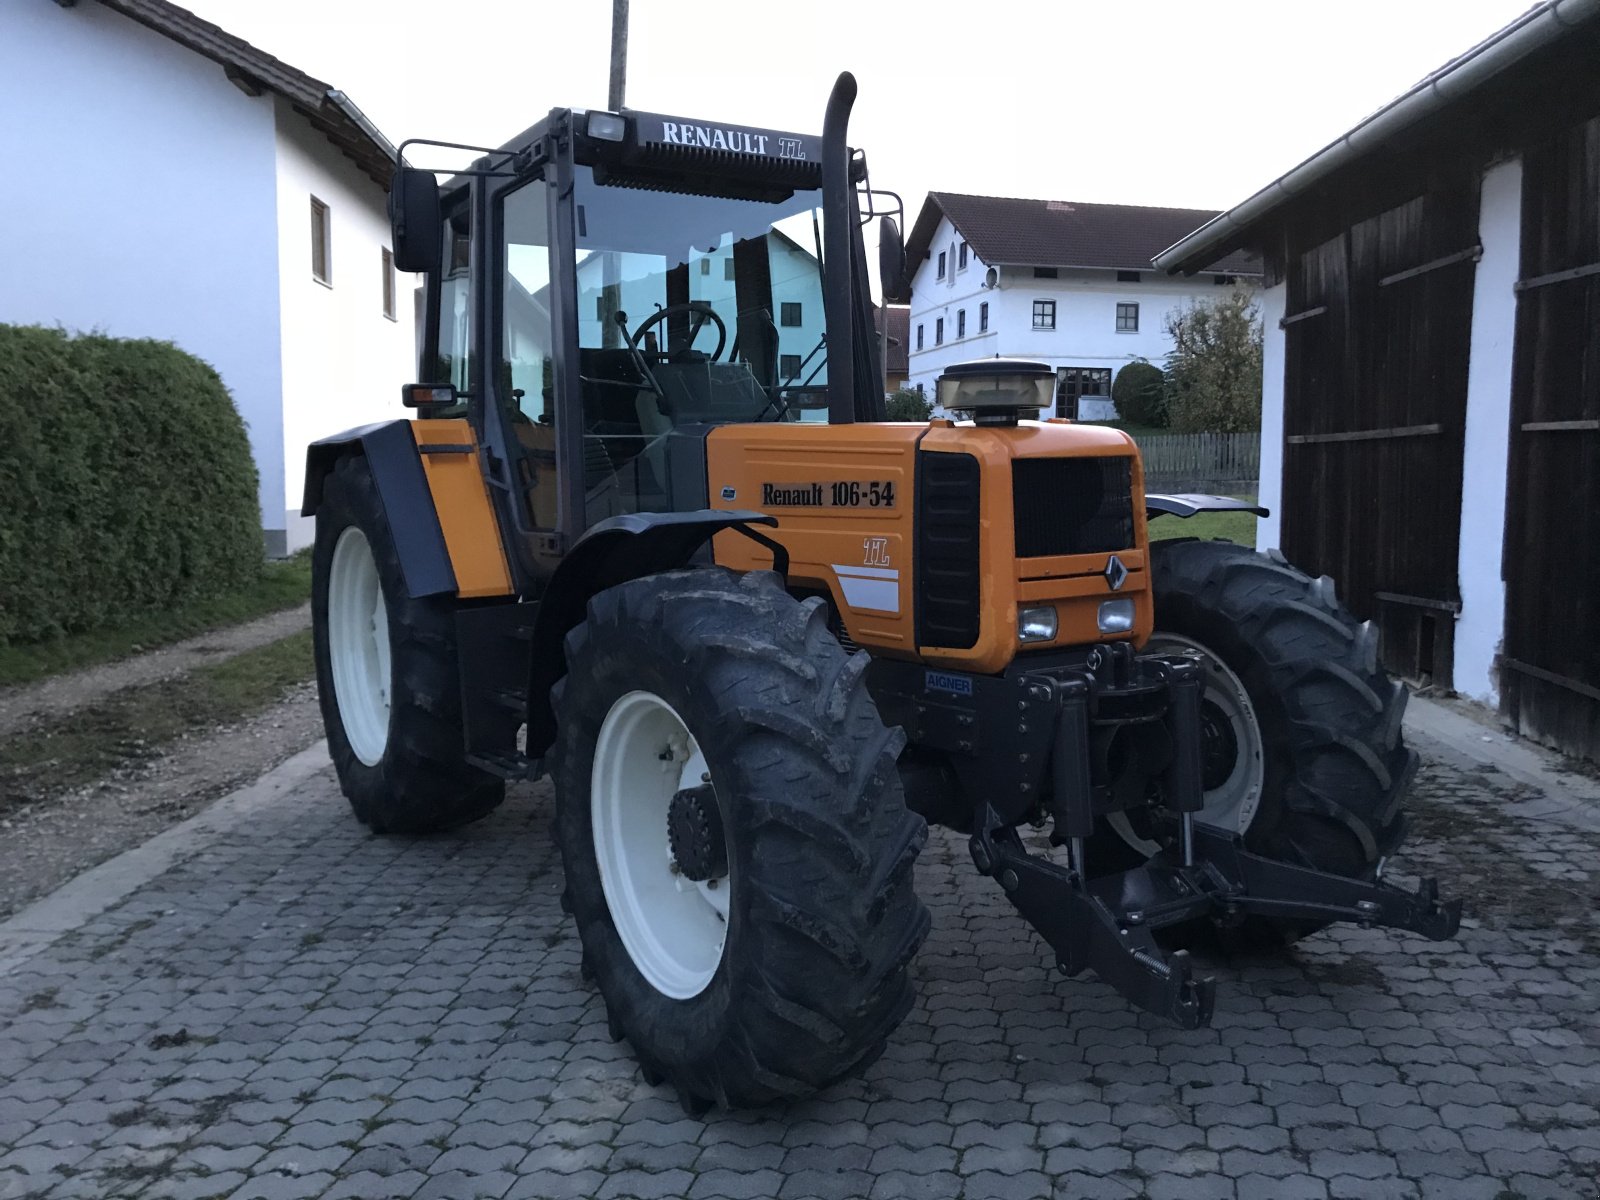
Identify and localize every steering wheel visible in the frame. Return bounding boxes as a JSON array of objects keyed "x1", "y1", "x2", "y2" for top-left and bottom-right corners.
[{"x1": 627, "y1": 302, "x2": 727, "y2": 364}]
